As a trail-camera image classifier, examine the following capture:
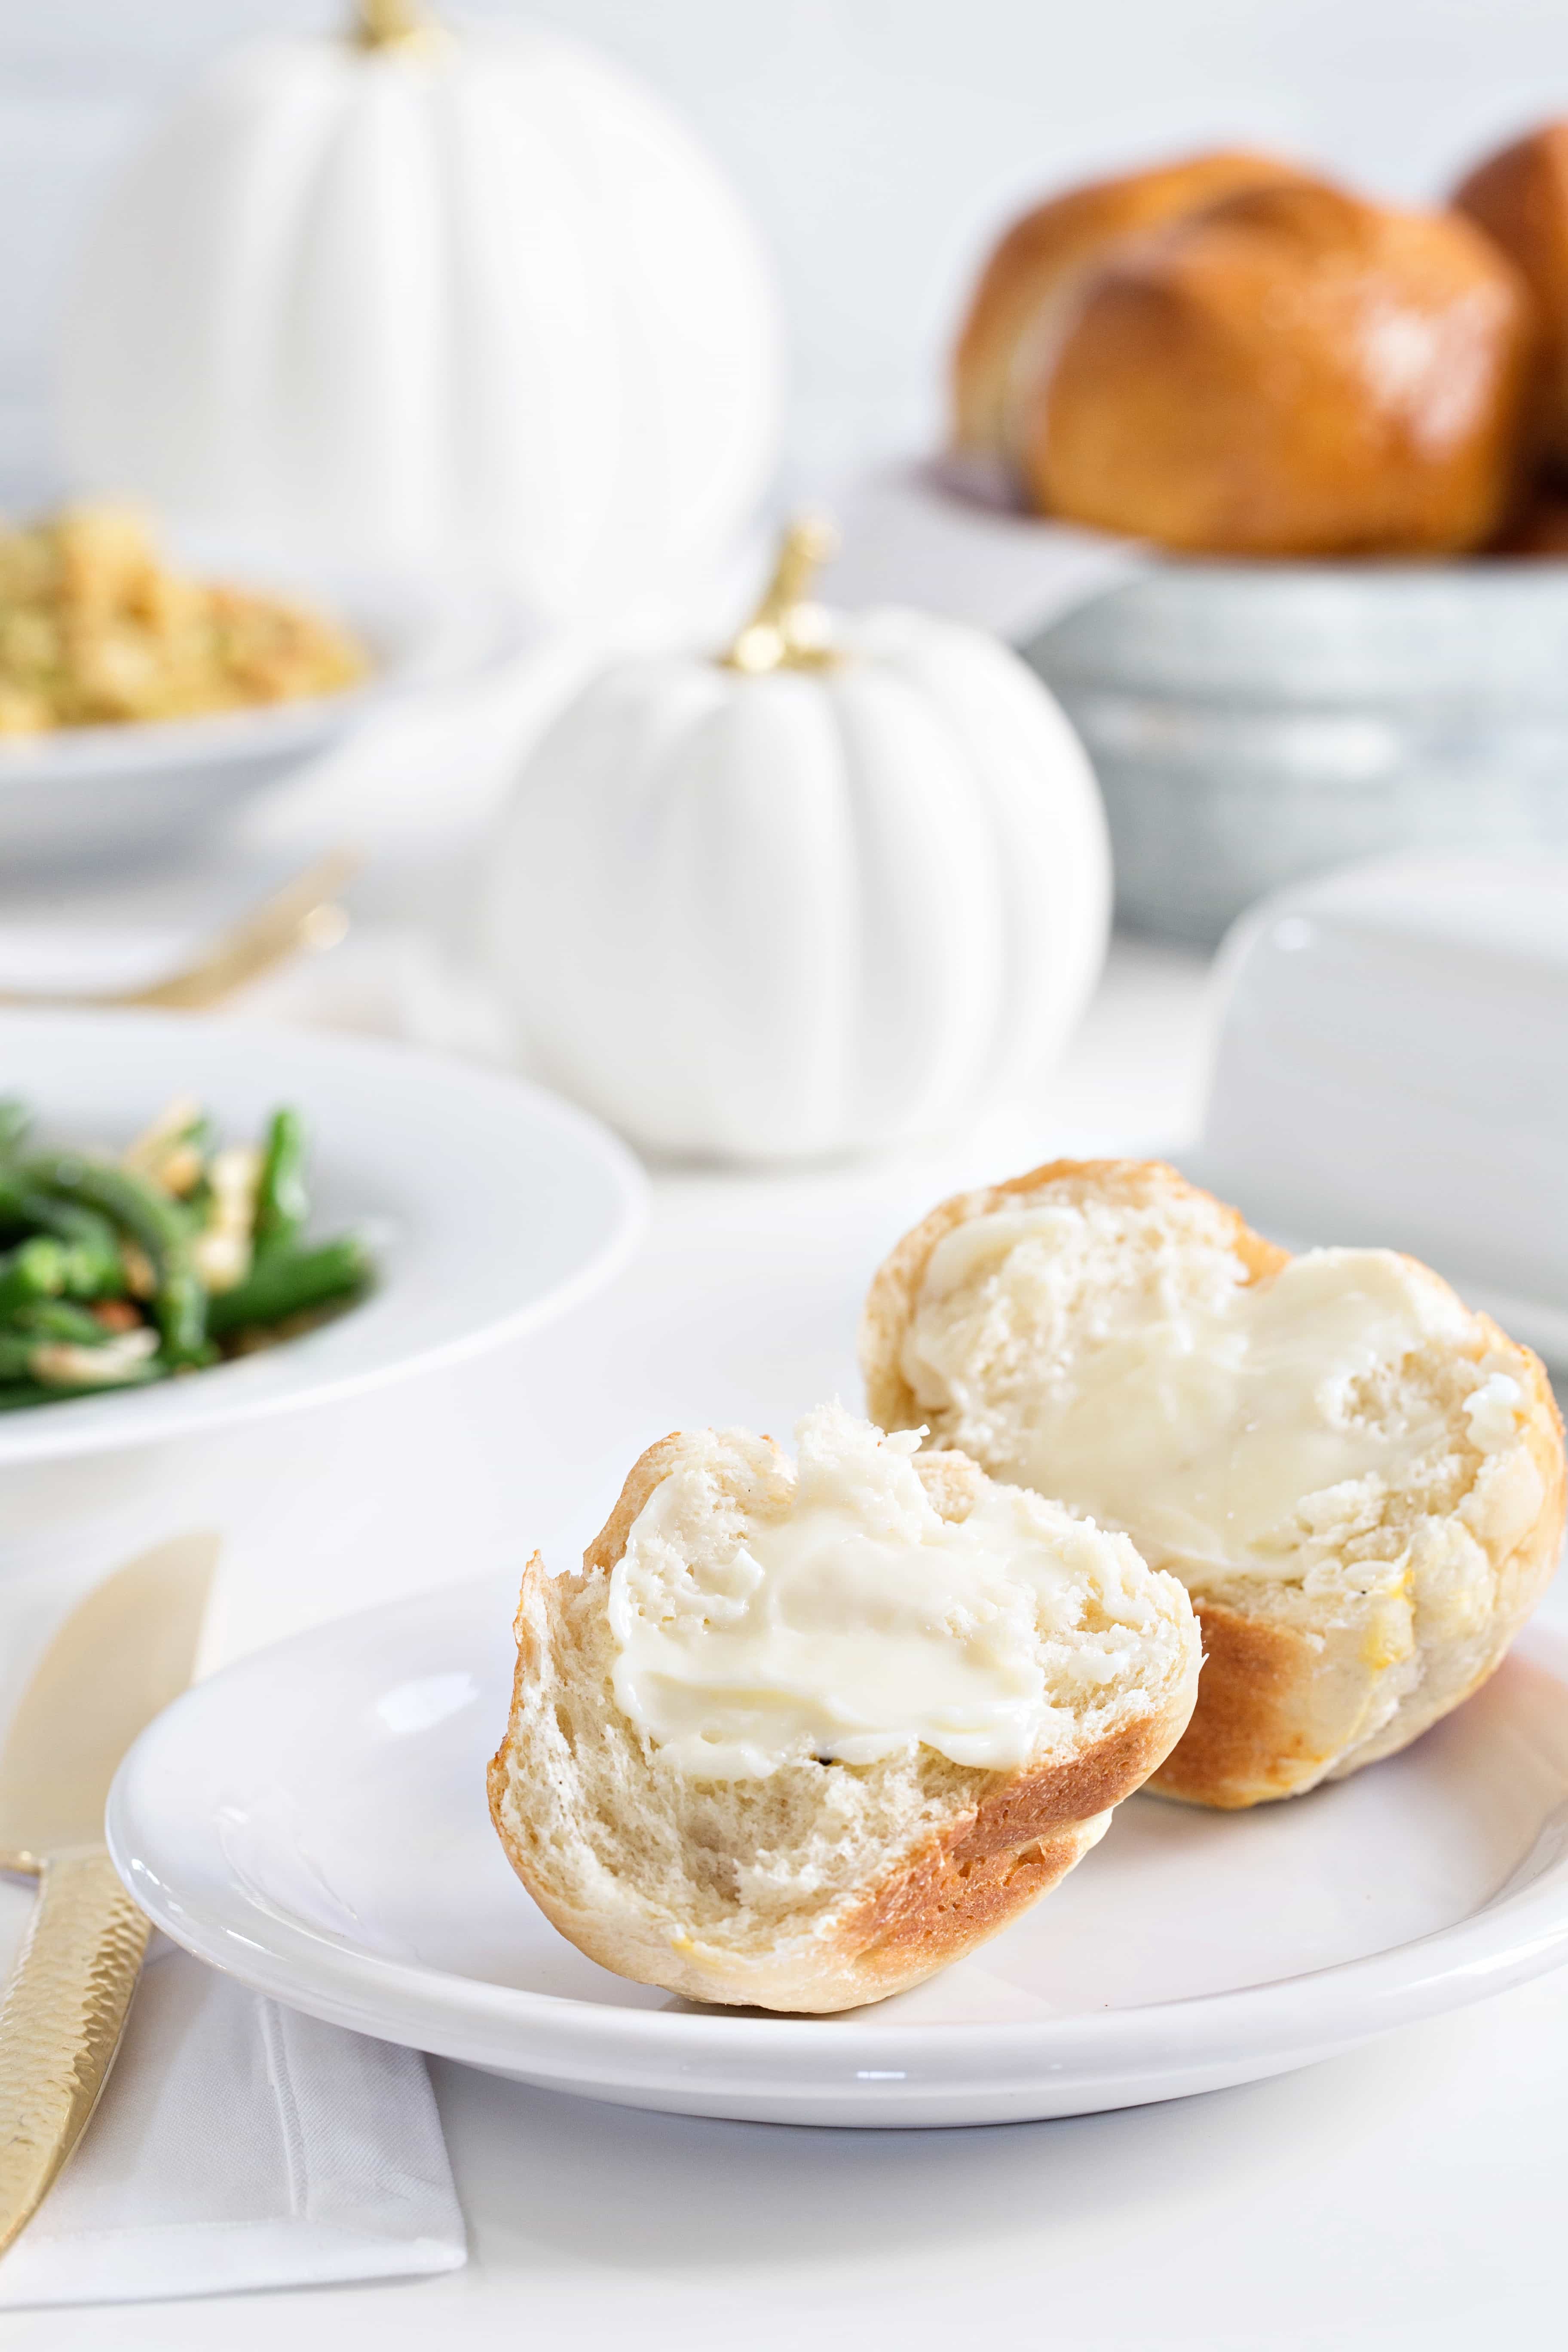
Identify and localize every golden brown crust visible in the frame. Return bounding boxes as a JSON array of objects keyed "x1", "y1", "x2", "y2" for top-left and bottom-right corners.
[
  {"x1": 1454, "y1": 122, "x2": 1568, "y2": 469},
  {"x1": 1155, "y1": 1311, "x2": 1565, "y2": 1806},
  {"x1": 951, "y1": 150, "x2": 1306, "y2": 457},
  {"x1": 860, "y1": 1156, "x2": 1567, "y2": 1812},
  {"x1": 1020, "y1": 178, "x2": 1539, "y2": 554},
  {"x1": 1150, "y1": 1599, "x2": 1322, "y2": 1808},
  {"x1": 487, "y1": 1423, "x2": 1198, "y2": 2012},
  {"x1": 837, "y1": 1706, "x2": 1186, "y2": 2001}
]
